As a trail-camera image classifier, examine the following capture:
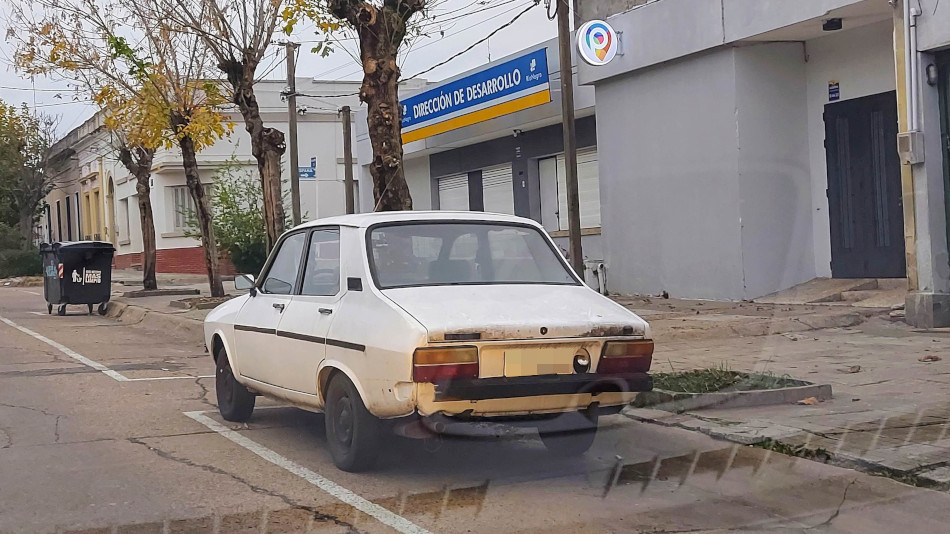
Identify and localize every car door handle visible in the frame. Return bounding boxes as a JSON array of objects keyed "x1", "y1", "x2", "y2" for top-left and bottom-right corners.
[
  {"x1": 319, "y1": 308, "x2": 333, "y2": 315},
  {"x1": 273, "y1": 303, "x2": 285, "y2": 312}
]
